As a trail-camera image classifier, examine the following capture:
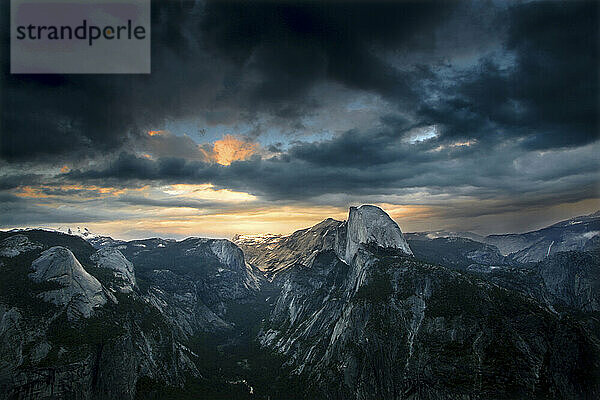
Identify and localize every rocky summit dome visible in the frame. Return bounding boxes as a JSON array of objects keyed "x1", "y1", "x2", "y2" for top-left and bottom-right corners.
[{"x1": 344, "y1": 205, "x2": 413, "y2": 263}]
